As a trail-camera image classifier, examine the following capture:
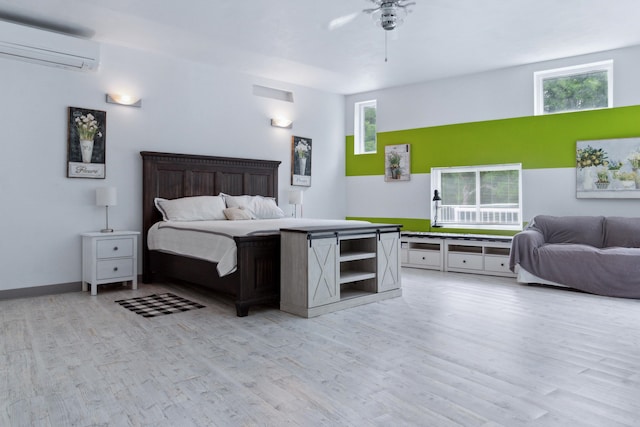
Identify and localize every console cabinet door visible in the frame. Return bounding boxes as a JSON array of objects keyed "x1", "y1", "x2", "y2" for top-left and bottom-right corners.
[
  {"x1": 308, "y1": 237, "x2": 339, "y2": 308},
  {"x1": 377, "y1": 232, "x2": 401, "y2": 292}
]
